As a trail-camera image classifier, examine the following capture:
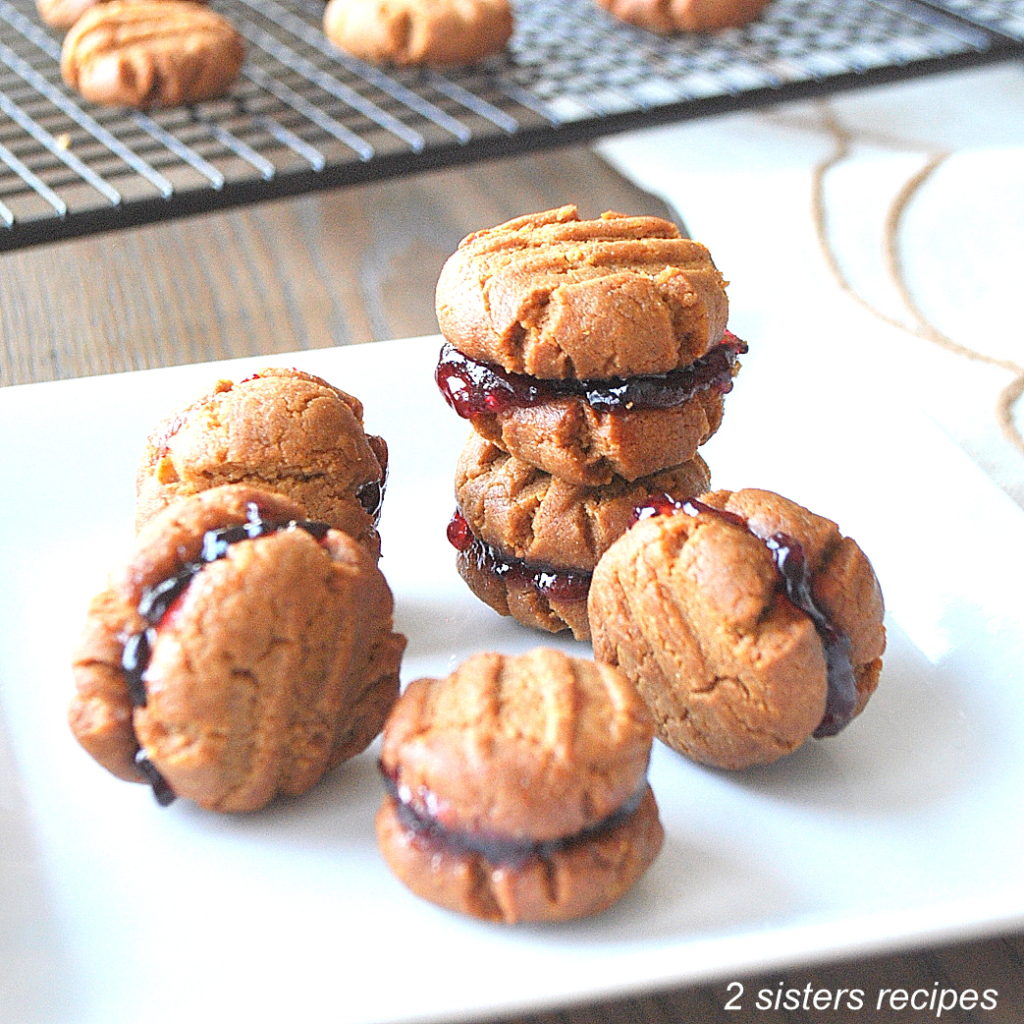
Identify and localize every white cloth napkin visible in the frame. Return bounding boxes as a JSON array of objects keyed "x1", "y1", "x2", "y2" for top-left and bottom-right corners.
[{"x1": 596, "y1": 63, "x2": 1024, "y2": 508}]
